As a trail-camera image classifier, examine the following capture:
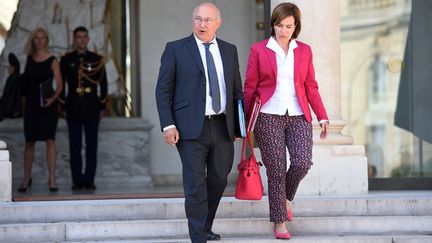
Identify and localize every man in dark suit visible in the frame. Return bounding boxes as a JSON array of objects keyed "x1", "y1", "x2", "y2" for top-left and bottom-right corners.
[
  {"x1": 155, "y1": 2, "x2": 242, "y2": 242},
  {"x1": 60, "y1": 26, "x2": 108, "y2": 190}
]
